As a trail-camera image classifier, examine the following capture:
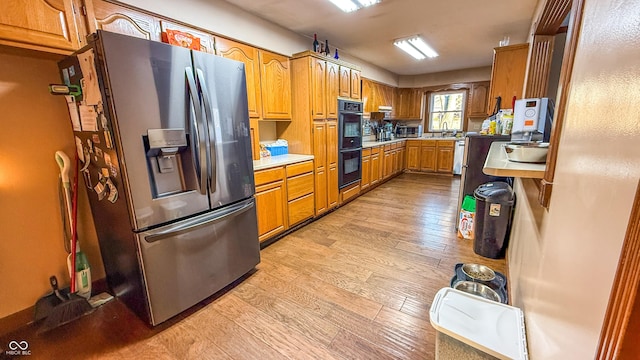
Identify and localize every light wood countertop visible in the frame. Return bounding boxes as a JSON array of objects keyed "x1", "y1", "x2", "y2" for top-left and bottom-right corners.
[
  {"x1": 483, "y1": 142, "x2": 546, "y2": 178},
  {"x1": 253, "y1": 154, "x2": 314, "y2": 171}
]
